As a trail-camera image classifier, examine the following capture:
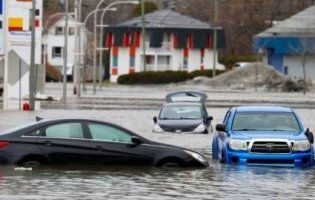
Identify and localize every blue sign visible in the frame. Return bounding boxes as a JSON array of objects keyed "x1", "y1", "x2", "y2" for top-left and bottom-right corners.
[{"x1": 0, "y1": 0, "x2": 3, "y2": 15}]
